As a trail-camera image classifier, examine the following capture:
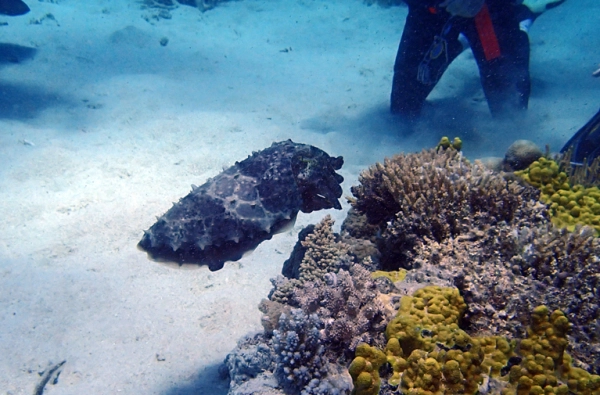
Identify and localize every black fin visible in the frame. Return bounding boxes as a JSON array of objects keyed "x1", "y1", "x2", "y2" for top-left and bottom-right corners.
[{"x1": 561, "y1": 108, "x2": 600, "y2": 165}]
